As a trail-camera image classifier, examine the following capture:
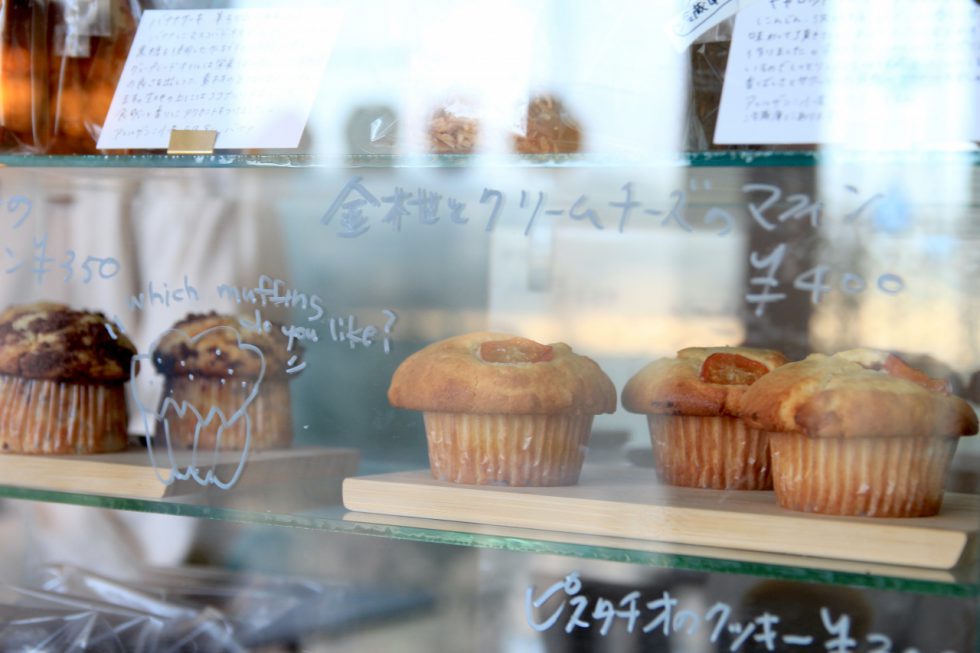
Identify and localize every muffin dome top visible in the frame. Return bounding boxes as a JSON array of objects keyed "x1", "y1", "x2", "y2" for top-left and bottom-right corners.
[
  {"x1": 738, "y1": 349, "x2": 978, "y2": 439},
  {"x1": 152, "y1": 313, "x2": 294, "y2": 380},
  {"x1": 0, "y1": 302, "x2": 136, "y2": 383},
  {"x1": 388, "y1": 331, "x2": 616, "y2": 415},
  {"x1": 621, "y1": 346, "x2": 788, "y2": 417}
]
